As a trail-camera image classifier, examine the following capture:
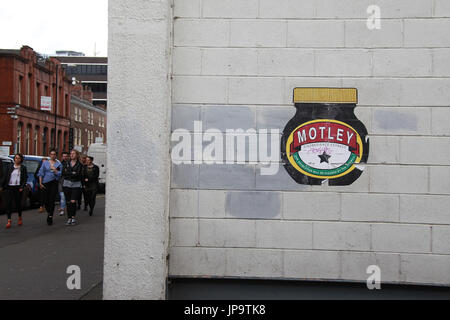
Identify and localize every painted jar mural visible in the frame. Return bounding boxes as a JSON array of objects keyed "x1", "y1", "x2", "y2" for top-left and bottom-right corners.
[{"x1": 281, "y1": 88, "x2": 370, "y2": 186}]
